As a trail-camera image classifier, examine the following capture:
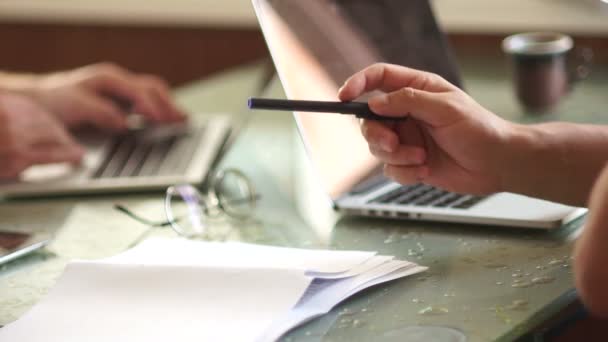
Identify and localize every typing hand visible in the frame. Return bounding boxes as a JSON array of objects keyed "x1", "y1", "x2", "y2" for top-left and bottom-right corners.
[
  {"x1": 338, "y1": 63, "x2": 514, "y2": 195},
  {"x1": 0, "y1": 91, "x2": 85, "y2": 179},
  {"x1": 20, "y1": 63, "x2": 186, "y2": 131}
]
